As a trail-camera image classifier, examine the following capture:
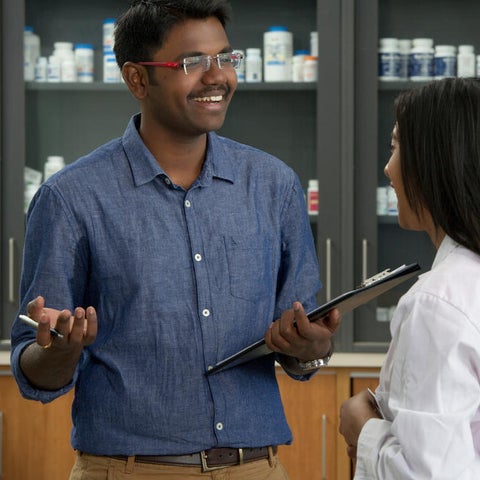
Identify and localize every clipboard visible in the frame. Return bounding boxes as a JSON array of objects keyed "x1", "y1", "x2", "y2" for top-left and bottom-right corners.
[{"x1": 206, "y1": 262, "x2": 420, "y2": 375}]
